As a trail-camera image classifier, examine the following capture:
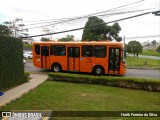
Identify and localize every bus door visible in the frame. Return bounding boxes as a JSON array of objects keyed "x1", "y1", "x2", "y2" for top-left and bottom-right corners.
[
  {"x1": 108, "y1": 48, "x2": 120, "y2": 74},
  {"x1": 41, "y1": 46, "x2": 49, "y2": 68},
  {"x1": 80, "y1": 45, "x2": 93, "y2": 73},
  {"x1": 68, "y1": 47, "x2": 80, "y2": 71}
]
